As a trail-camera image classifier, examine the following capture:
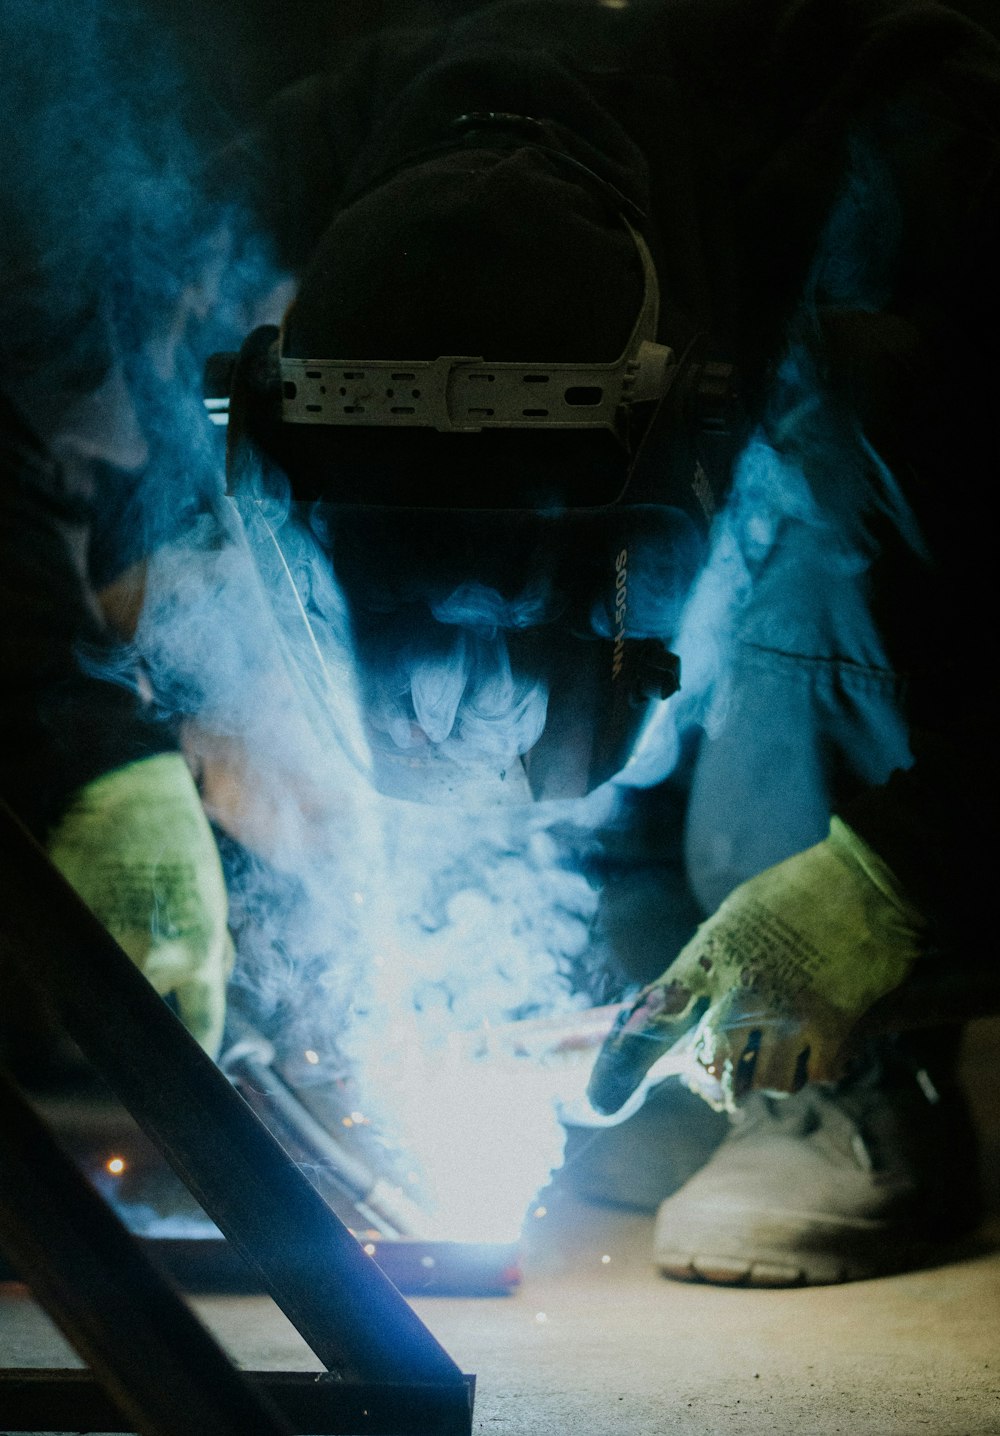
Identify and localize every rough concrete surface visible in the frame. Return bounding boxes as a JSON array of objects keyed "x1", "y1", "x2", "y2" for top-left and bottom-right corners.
[{"x1": 2, "y1": 1019, "x2": 998, "y2": 1435}]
